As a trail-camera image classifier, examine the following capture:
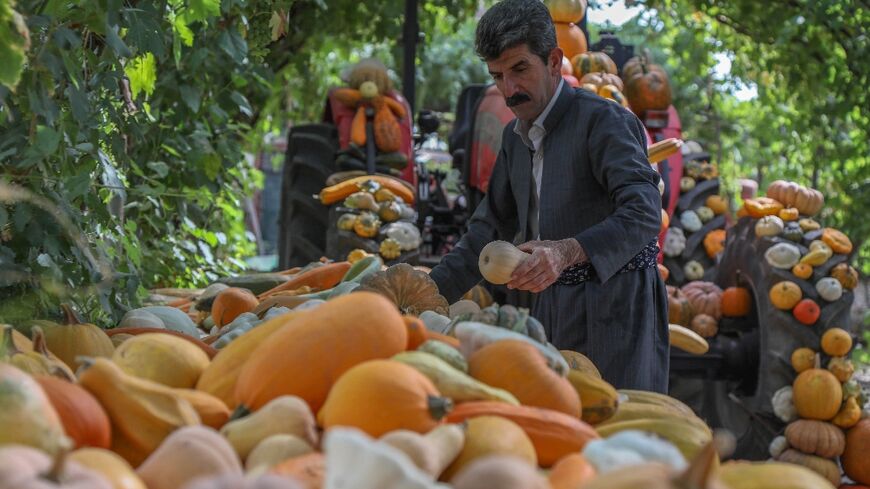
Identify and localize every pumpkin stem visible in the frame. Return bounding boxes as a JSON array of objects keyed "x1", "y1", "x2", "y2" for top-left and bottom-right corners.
[
  {"x1": 230, "y1": 405, "x2": 251, "y2": 421},
  {"x1": 30, "y1": 326, "x2": 50, "y2": 357},
  {"x1": 1, "y1": 324, "x2": 23, "y2": 355},
  {"x1": 60, "y1": 303, "x2": 82, "y2": 325},
  {"x1": 50, "y1": 365, "x2": 76, "y2": 382},
  {"x1": 44, "y1": 439, "x2": 73, "y2": 483},
  {"x1": 814, "y1": 353, "x2": 821, "y2": 370},
  {"x1": 427, "y1": 395, "x2": 453, "y2": 421}
]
